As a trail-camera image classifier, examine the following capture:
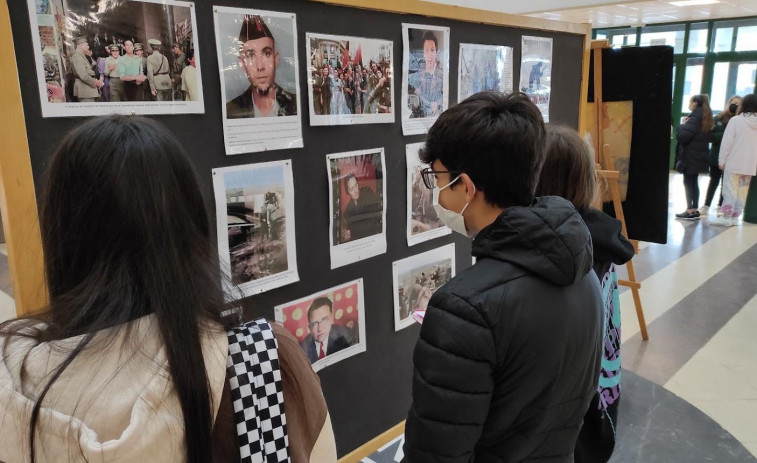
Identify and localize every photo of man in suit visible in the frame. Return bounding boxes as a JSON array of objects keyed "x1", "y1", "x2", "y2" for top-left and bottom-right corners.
[{"x1": 300, "y1": 297, "x2": 354, "y2": 364}]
